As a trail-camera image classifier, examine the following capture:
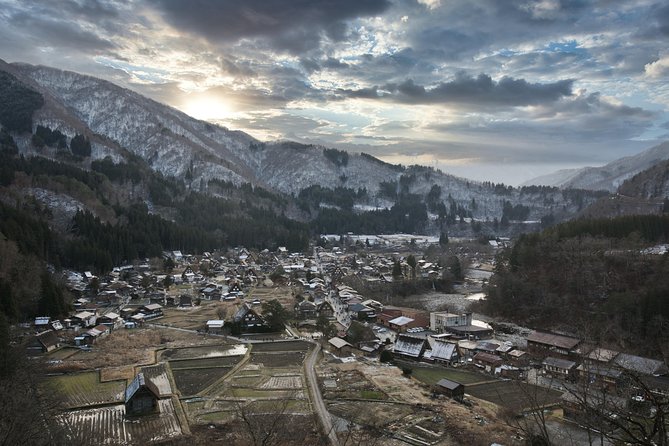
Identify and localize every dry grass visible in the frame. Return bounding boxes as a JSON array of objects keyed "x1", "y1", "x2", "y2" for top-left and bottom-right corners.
[{"x1": 100, "y1": 365, "x2": 135, "y2": 382}]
